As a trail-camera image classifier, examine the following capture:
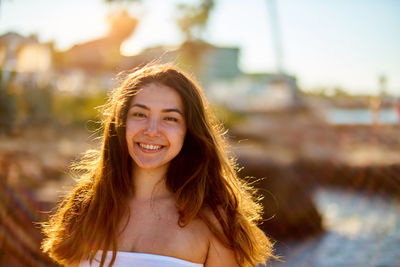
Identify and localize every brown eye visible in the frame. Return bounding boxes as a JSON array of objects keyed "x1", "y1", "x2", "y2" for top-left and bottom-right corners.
[
  {"x1": 133, "y1": 112, "x2": 146, "y2": 118},
  {"x1": 164, "y1": 117, "x2": 178, "y2": 122}
]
